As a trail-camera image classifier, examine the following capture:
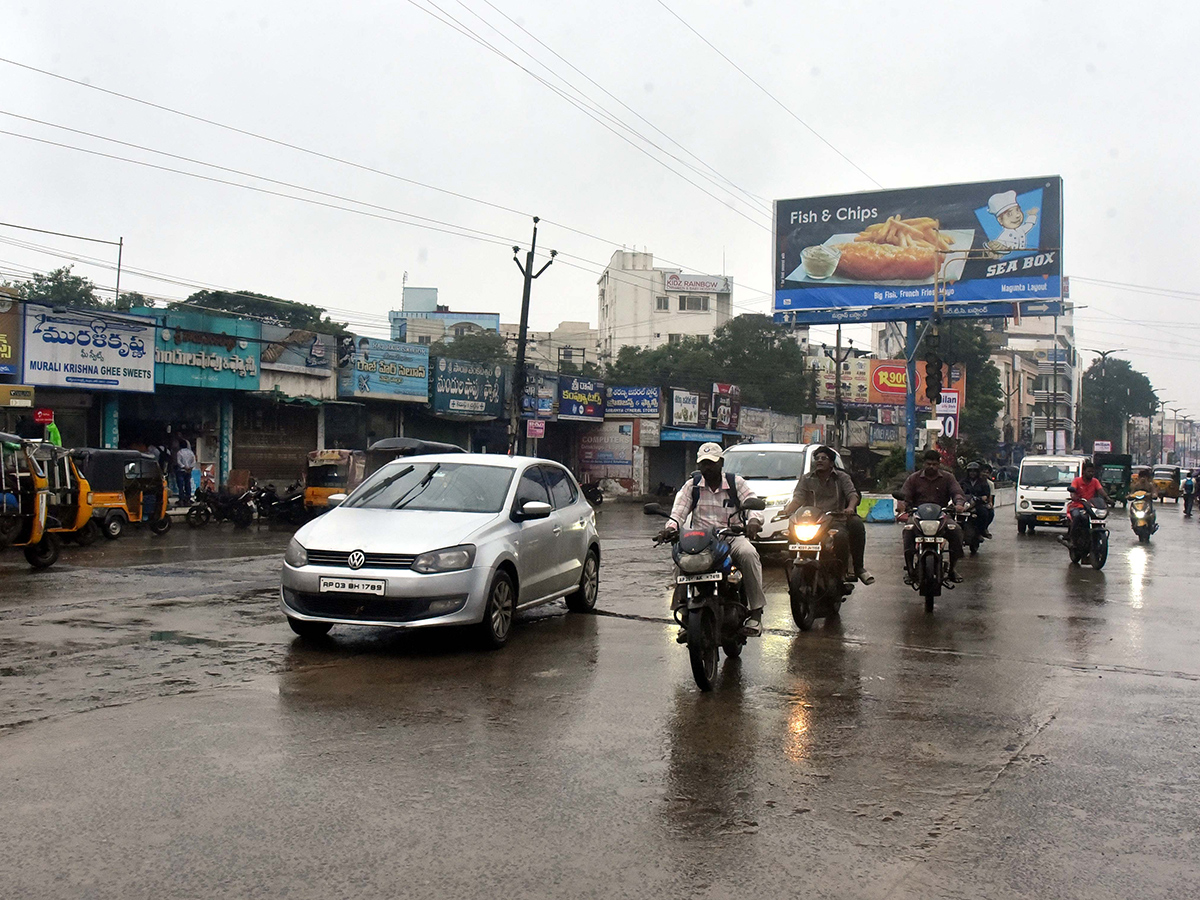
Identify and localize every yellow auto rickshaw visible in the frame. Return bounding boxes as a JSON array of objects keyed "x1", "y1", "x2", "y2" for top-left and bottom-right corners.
[
  {"x1": 70, "y1": 449, "x2": 172, "y2": 539},
  {"x1": 305, "y1": 449, "x2": 366, "y2": 514},
  {"x1": 0, "y1": 432, "x2": 60, "y2": 568},
  {"x1": 31, "y1": 443, "x2": 98, "y2": 545},
  {"x1": 1153, "y1": 465, "x2": 1181, "y2": 503}
]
